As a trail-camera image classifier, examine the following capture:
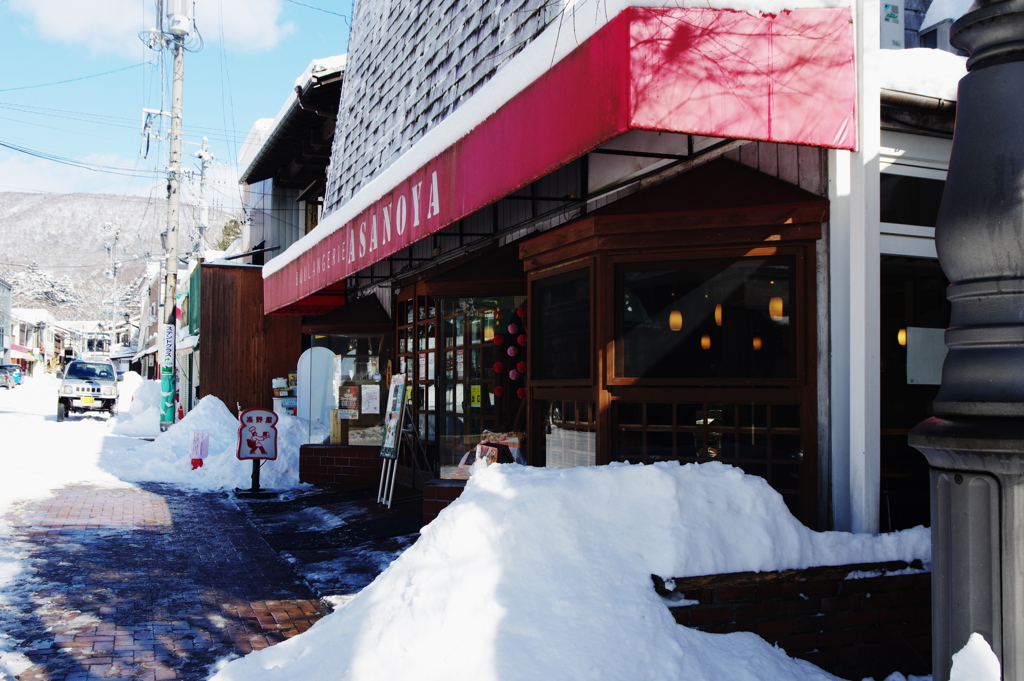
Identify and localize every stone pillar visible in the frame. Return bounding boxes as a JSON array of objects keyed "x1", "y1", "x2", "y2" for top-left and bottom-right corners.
[{"x1": 909, "y1": 1, "x2": 1024, "y2": 679}]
